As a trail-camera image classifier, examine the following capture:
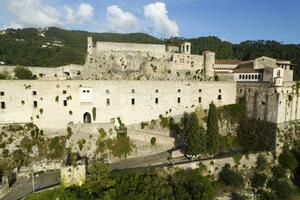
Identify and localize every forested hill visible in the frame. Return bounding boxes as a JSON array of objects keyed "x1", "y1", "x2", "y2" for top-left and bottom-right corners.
[{"x1": 0, "y1": 27, "x2": 300, "y2": 78}]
